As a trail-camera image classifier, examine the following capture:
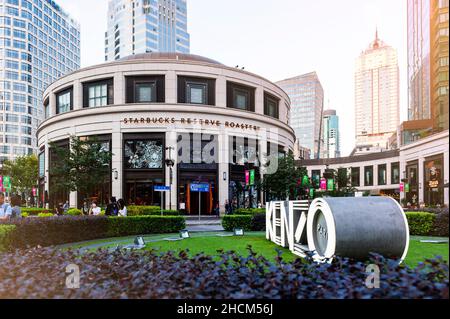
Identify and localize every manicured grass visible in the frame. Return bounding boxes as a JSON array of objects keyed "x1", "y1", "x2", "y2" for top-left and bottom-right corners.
[
  {"x1": 405, "y1": 238, "x2": 449, "y2": 267},
  {"x1": 63, "y1": 232, "x2": 448, "y2": 267},
  {"x1": 145, "y1": 233, "x2": 296, "y2": 262}
]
